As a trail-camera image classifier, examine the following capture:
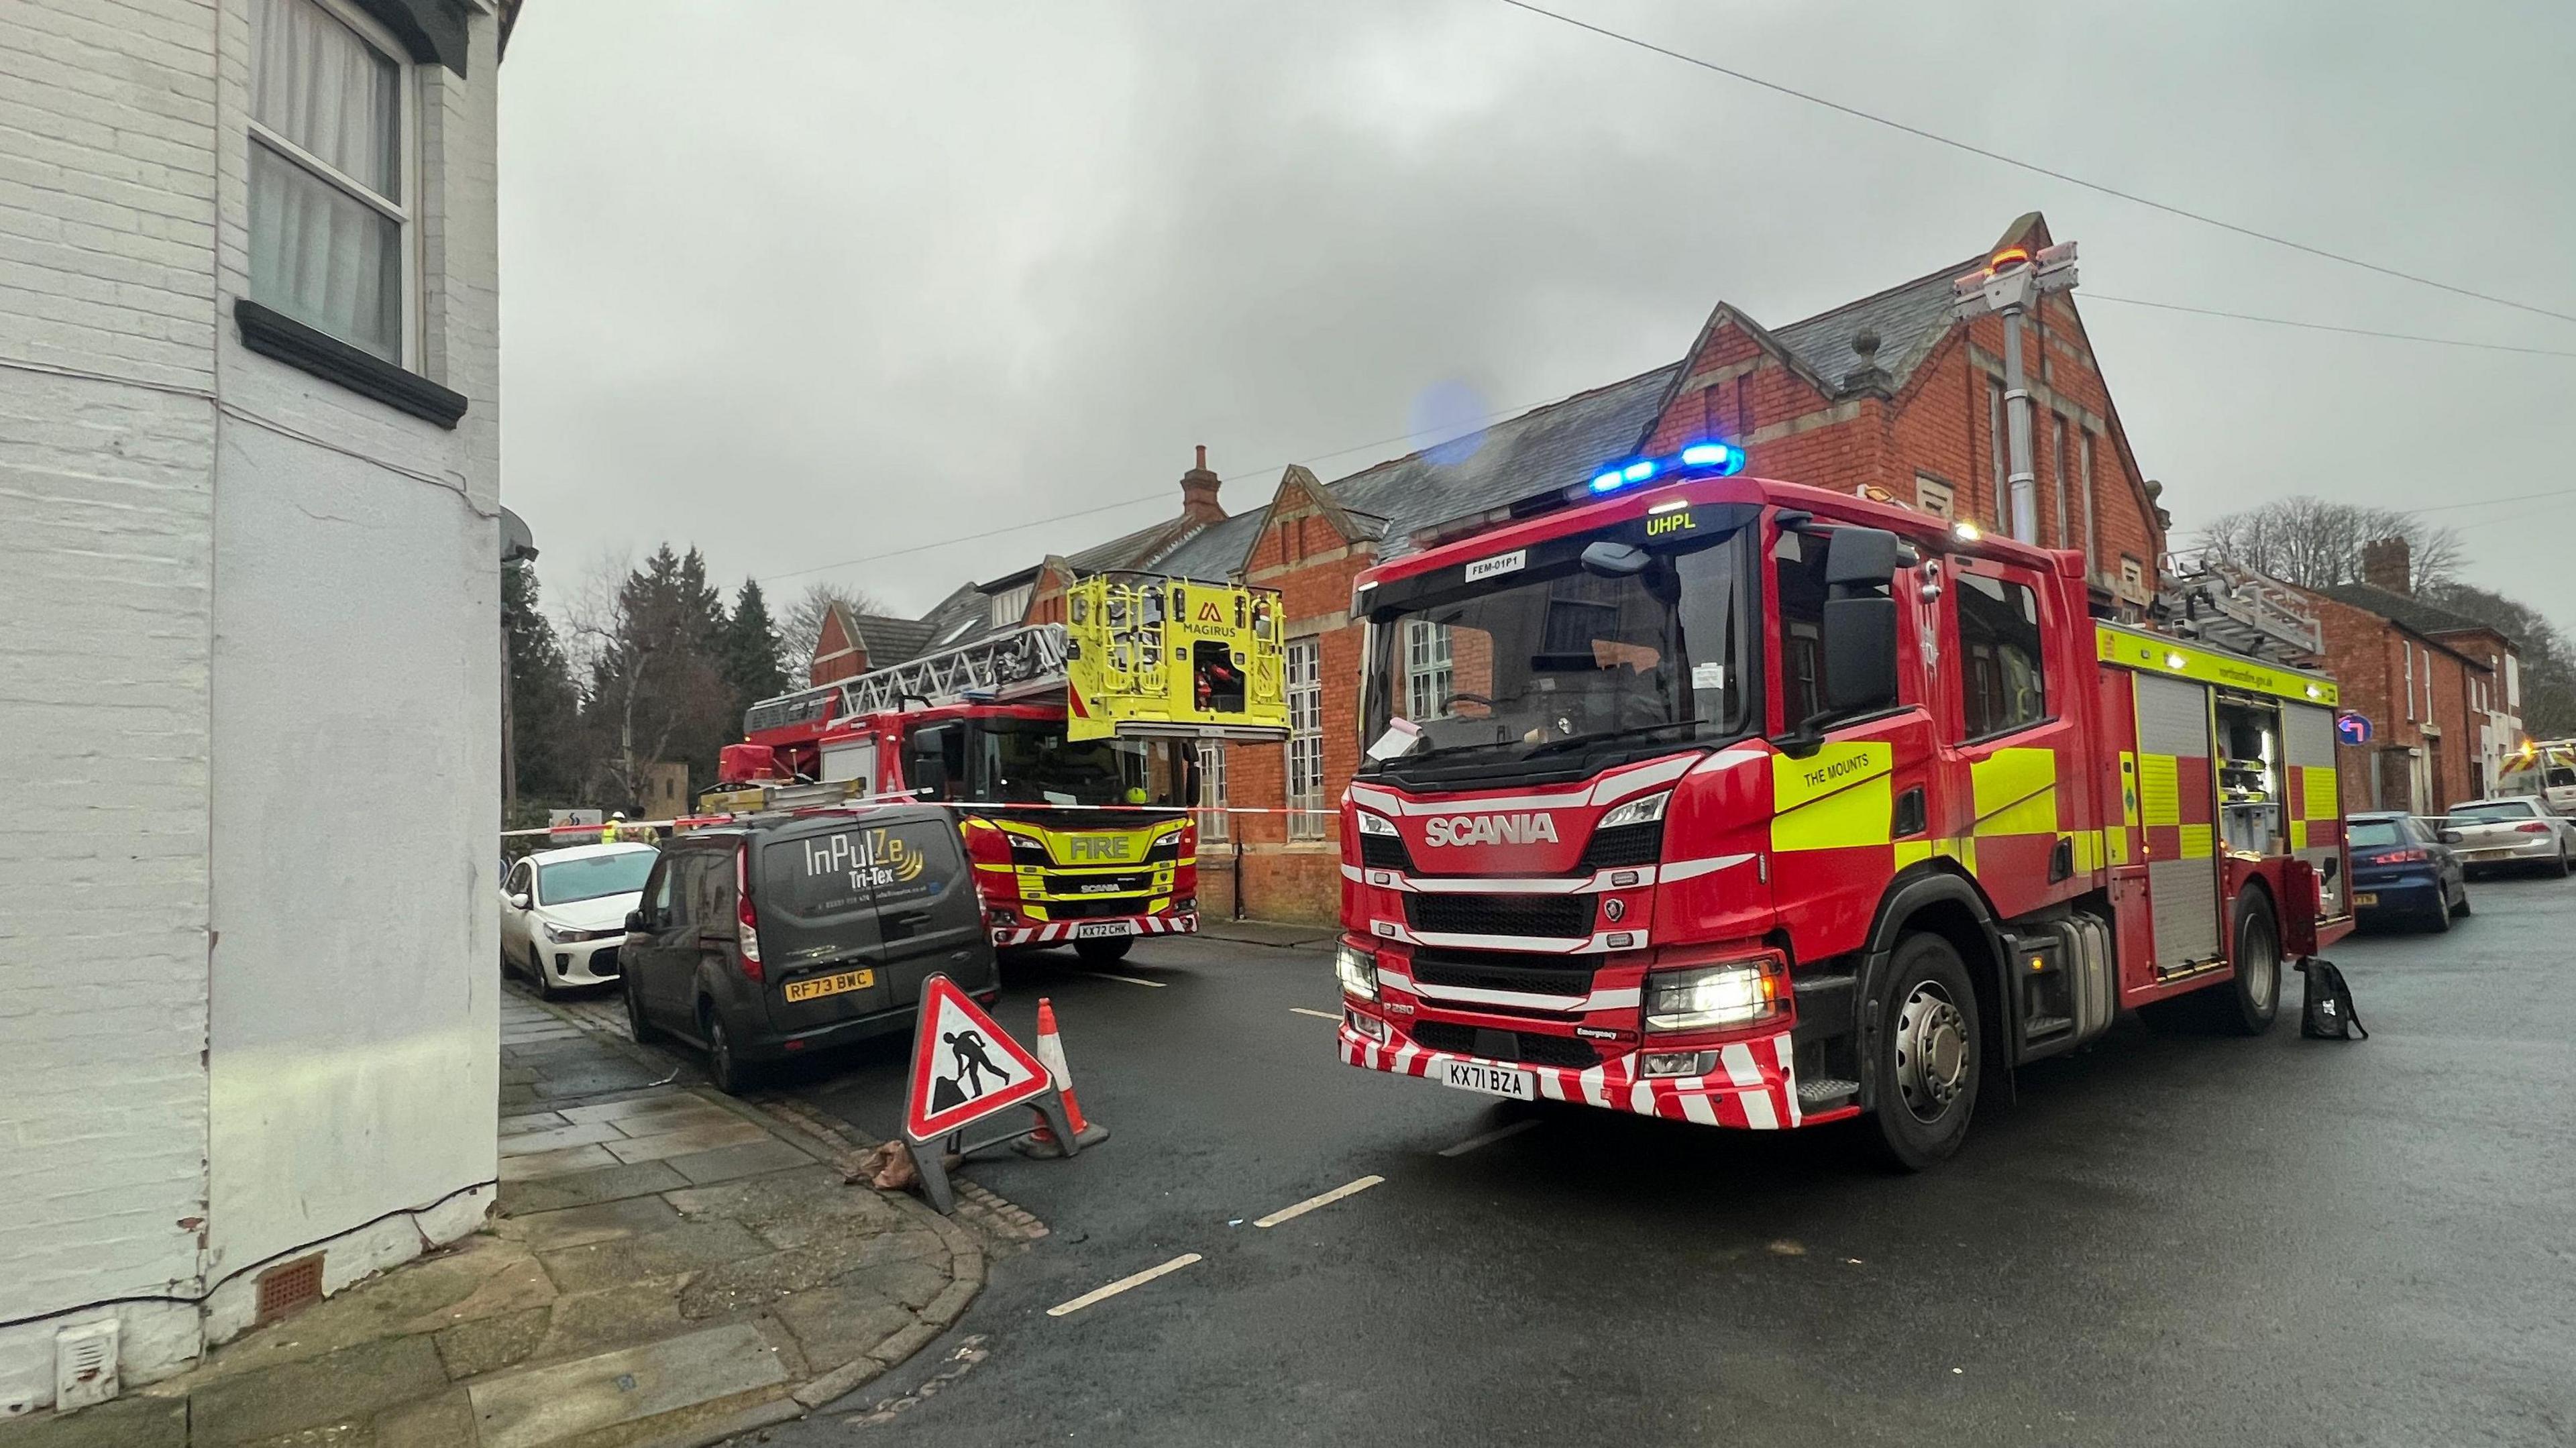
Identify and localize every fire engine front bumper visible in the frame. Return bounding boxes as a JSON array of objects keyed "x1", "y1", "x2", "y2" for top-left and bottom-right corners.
[
  {"x1": 992, "y1": 911, "x2": 1198, "y2": 948},
  {"x1": 1336, "y1": 1018, "x2": 1811, "y2": 1130}
]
